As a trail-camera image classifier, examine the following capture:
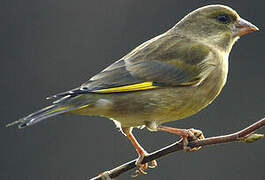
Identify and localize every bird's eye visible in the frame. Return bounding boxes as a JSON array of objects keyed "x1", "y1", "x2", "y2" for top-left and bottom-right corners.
[{"x1": 217, "y1": 14, "x2": 231, "y2": 24}]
